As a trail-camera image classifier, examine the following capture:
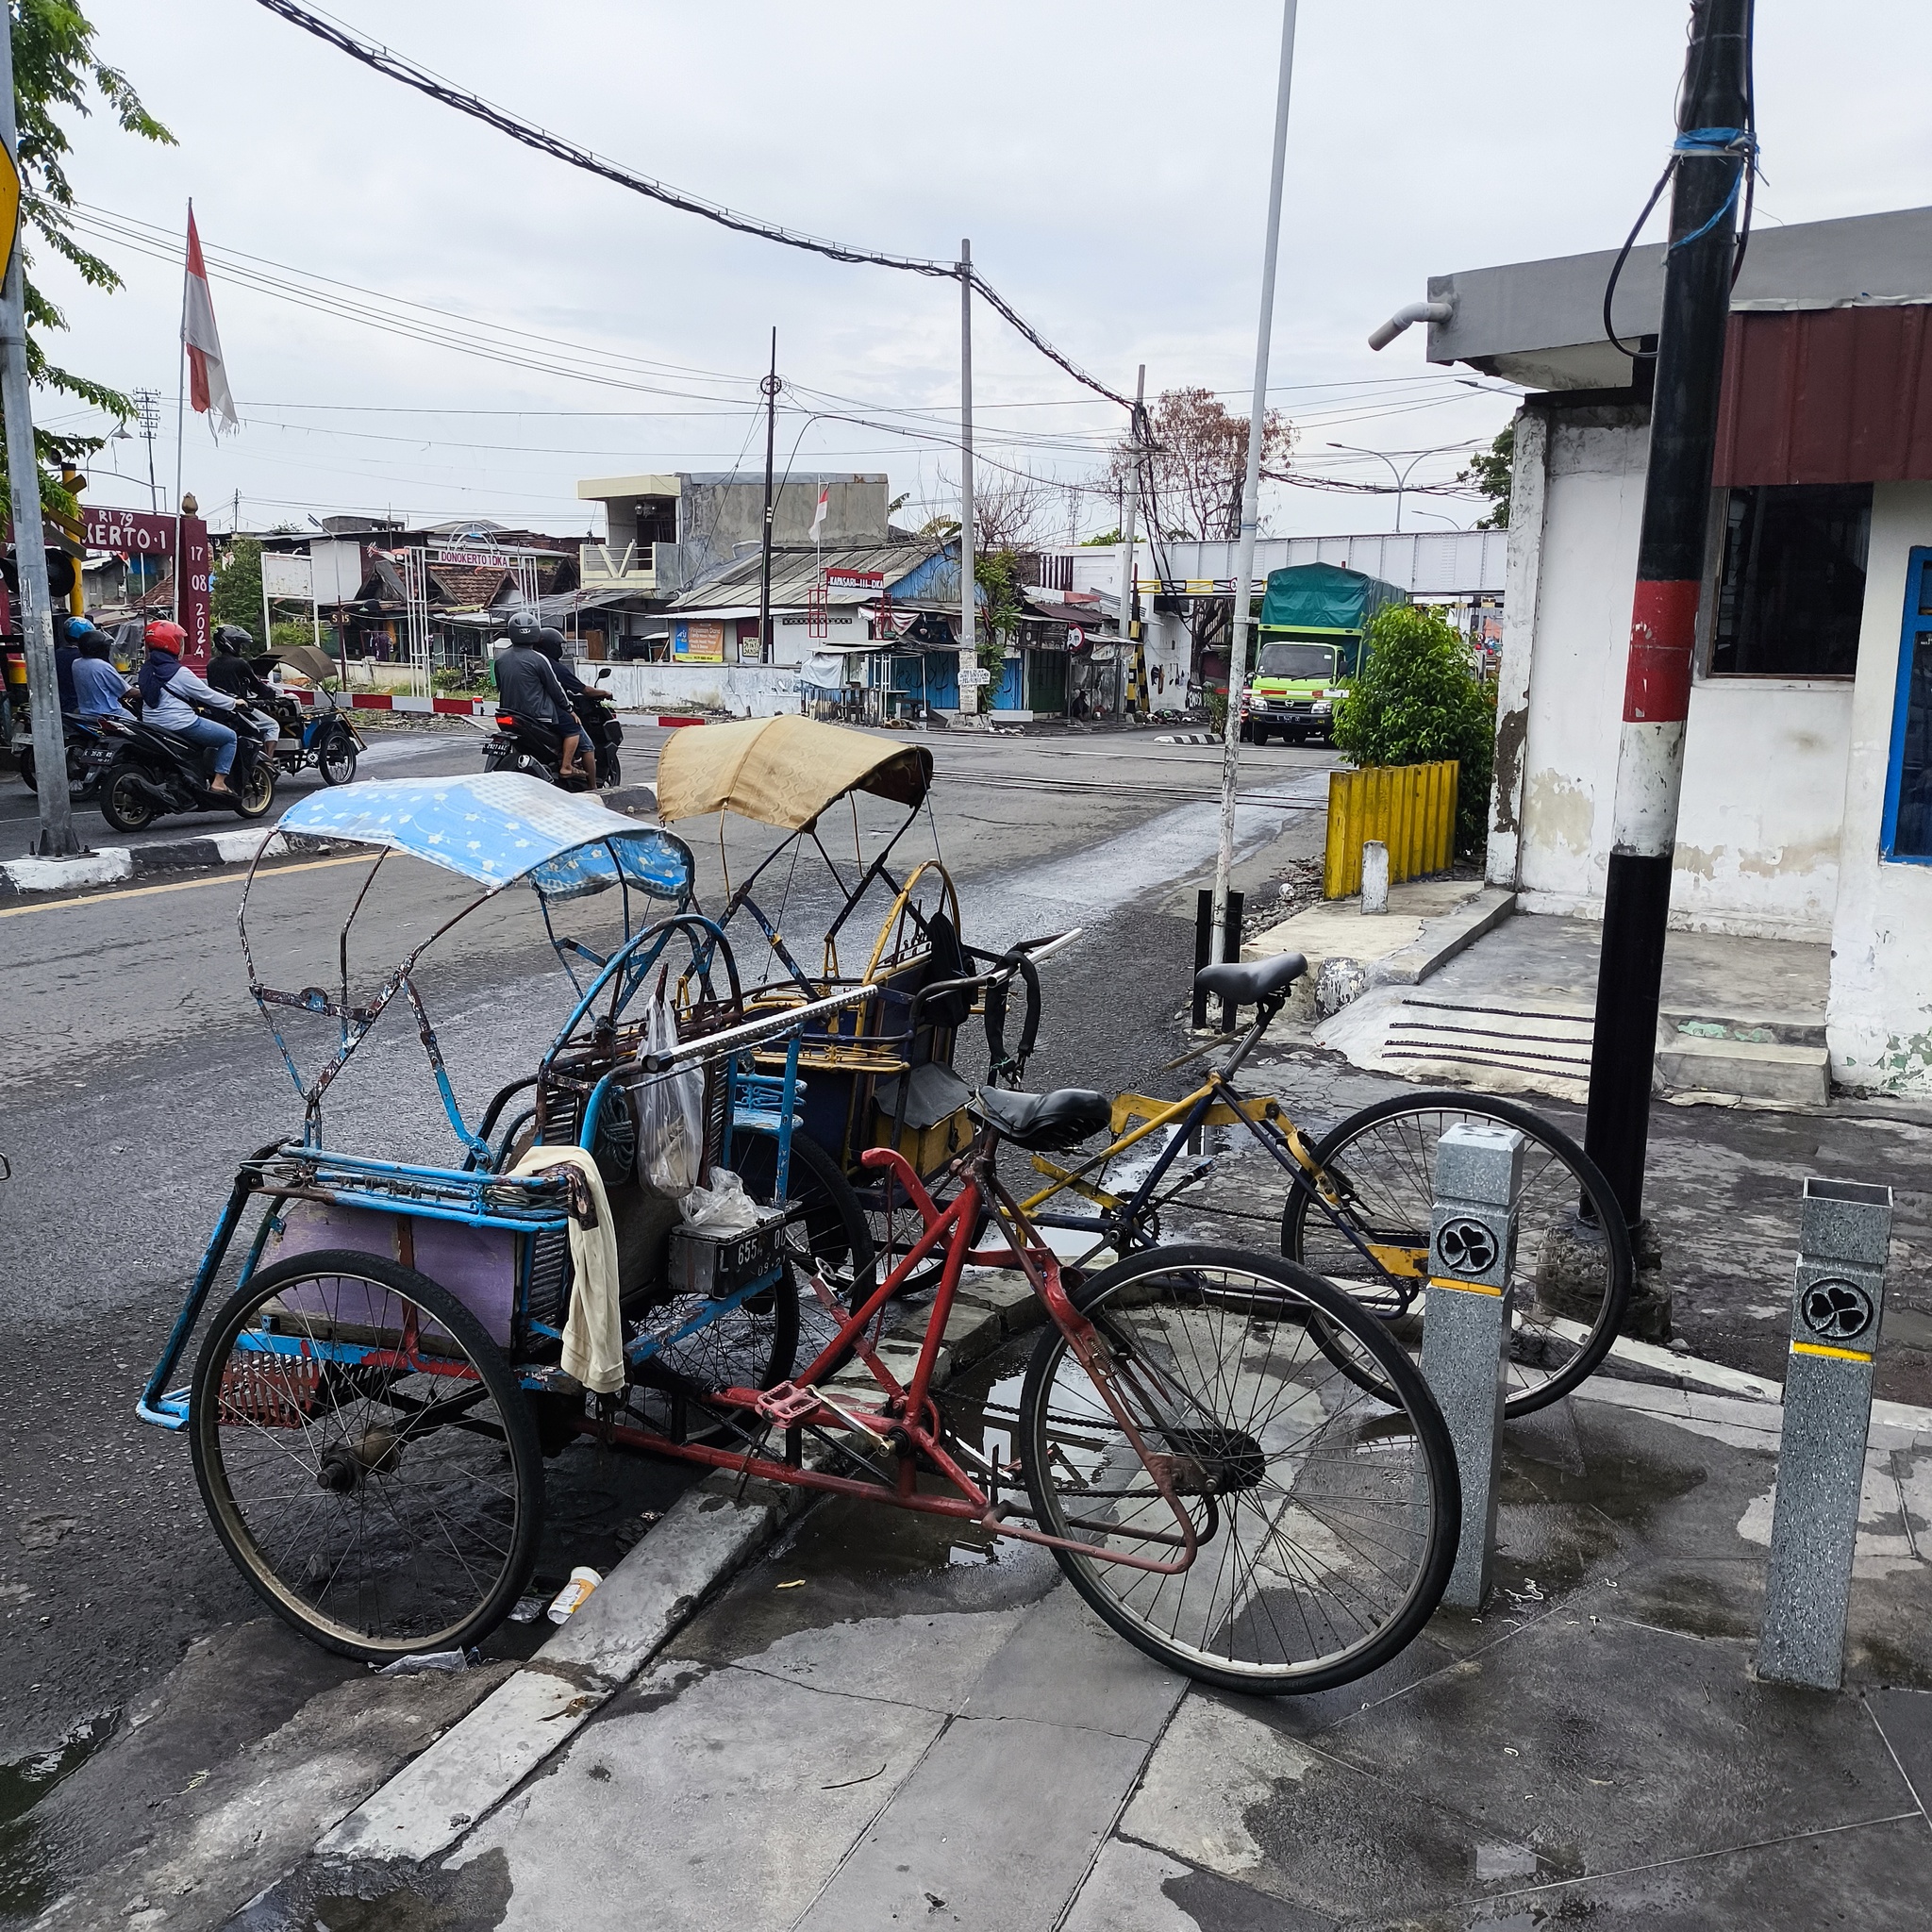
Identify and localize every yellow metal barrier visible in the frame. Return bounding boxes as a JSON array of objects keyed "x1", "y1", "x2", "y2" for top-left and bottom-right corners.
[{"x1": 1323, "y1": 760, "x2": 1458, "y2": 898}]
